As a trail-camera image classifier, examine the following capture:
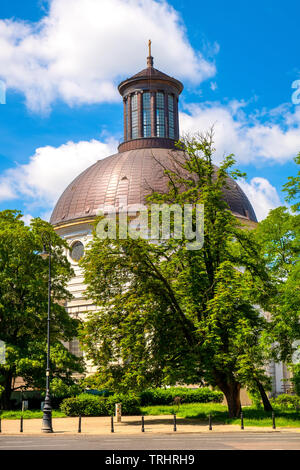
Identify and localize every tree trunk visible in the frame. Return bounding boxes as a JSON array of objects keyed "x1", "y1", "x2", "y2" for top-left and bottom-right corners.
[
  {"x1": 255, "y1": 378, "x2": 273, "y2": 412},
  {"x1": 214, "y1": 374, "x2": 242, "y2": 417},
  {"x1": 223, "y1": 383, "x2": 242, "y2": 418}
]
